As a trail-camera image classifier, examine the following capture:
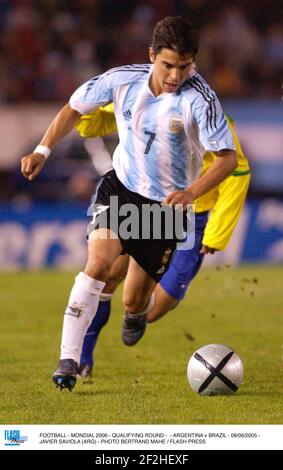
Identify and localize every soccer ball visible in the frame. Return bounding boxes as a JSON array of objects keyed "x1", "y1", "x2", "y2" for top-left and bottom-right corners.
[{"x1": 187, "y1": 343, "x2": 244, "y2": 396}]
